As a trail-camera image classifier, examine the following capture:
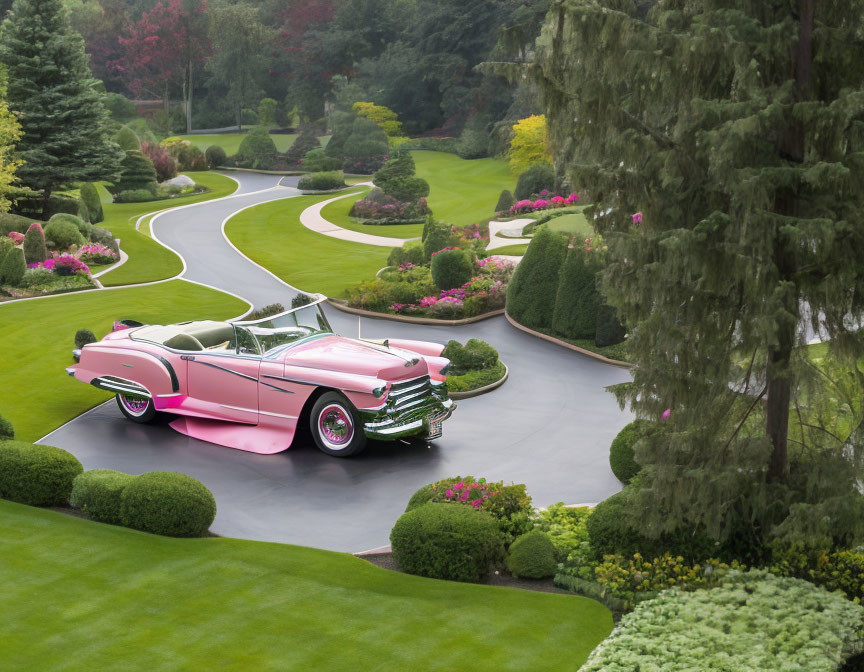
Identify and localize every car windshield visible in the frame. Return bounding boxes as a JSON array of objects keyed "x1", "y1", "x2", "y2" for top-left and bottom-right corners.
[{"x1": 234, "y1": 299, "x2": 333, "y2": 356}]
